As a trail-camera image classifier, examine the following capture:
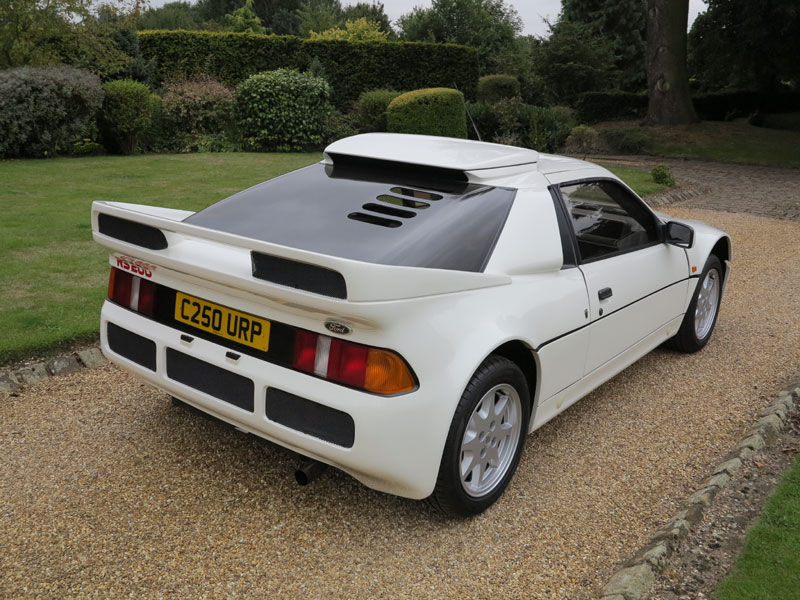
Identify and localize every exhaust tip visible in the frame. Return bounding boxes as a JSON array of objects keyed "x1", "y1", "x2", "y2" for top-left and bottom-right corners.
[{"x1": 295, "y1": 459, "x2": 328, "y2": 486}]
